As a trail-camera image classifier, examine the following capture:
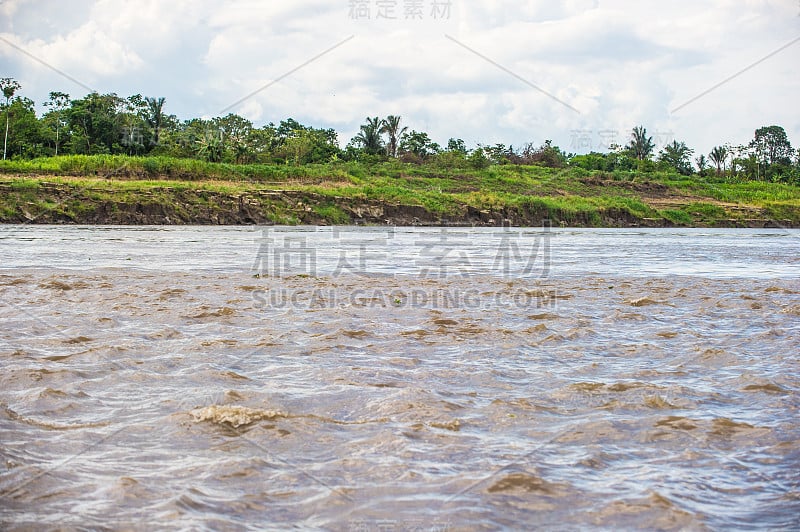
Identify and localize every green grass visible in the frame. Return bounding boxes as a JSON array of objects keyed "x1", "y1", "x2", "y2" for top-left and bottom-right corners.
[
  {"x1": 1, "y1": 154, "x2": 798, "y2": 226},
  {"x1": 683, "y1": 202, "x2": 728, "y2": 220},
  {"x1": 662, "y1": 176, "x2": 800, "y2": 203},
  {"x1": 763, "y1": 201, "x2": 800, "y2": 223},
  {"x1": 0, "y1": 154, "x2": 356, "y2": 183},
  {"x1": 312, "y1": 203, "x2": 350, "y2": 224},
  {"x1": 661, "y1": 209, "x2": 693, "y2": 226}
]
